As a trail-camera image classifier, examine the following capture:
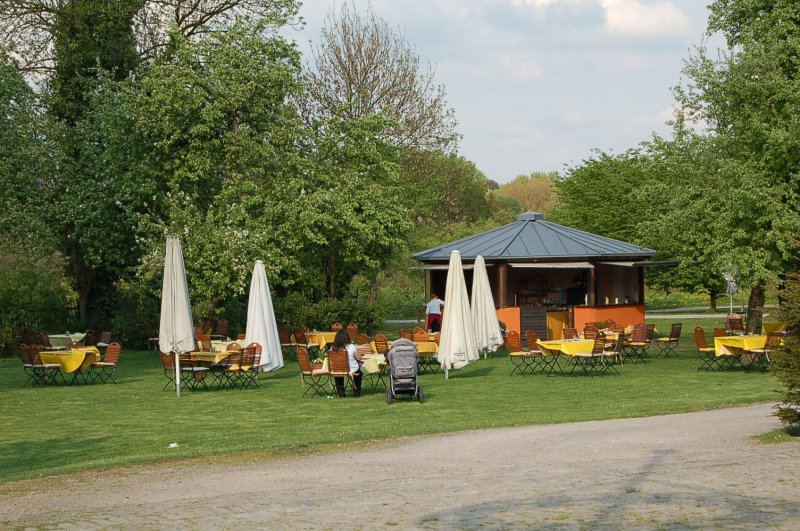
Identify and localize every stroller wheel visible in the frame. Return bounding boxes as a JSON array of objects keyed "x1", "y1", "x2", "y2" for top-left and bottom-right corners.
[
  {"x1": 386, "y1": 386, "x2": 393, "y2": 404},
  {"x1": 417, "y1": 386, "x2": 424, "y2": 403}
]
